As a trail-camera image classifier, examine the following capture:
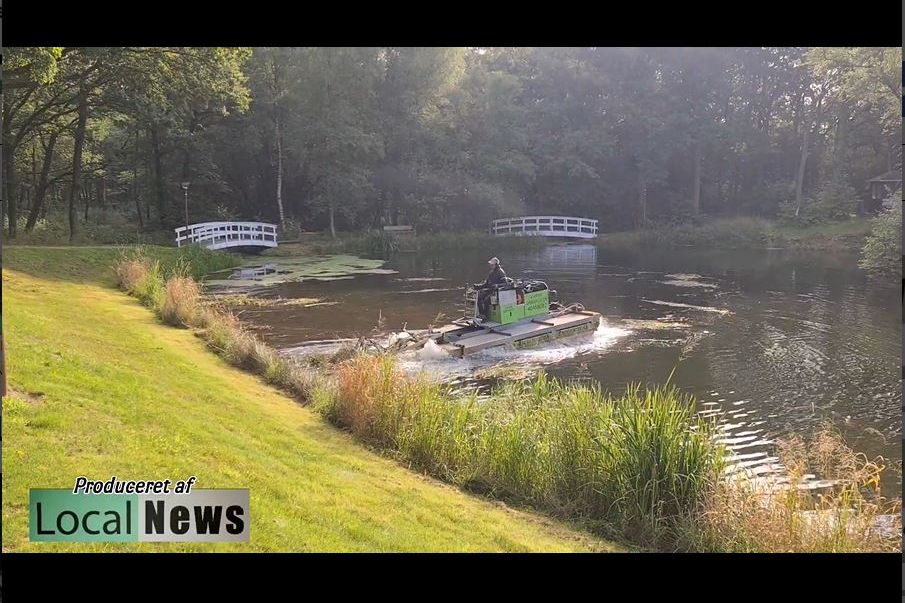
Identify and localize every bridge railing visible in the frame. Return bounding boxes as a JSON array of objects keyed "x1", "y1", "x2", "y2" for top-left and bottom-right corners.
[
  {"x1": 490, "y1": 216, "x2": 598, "y2": 238},
  {"x1": 174, "y1": 221, "x2": 279, "y2": 249}
]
